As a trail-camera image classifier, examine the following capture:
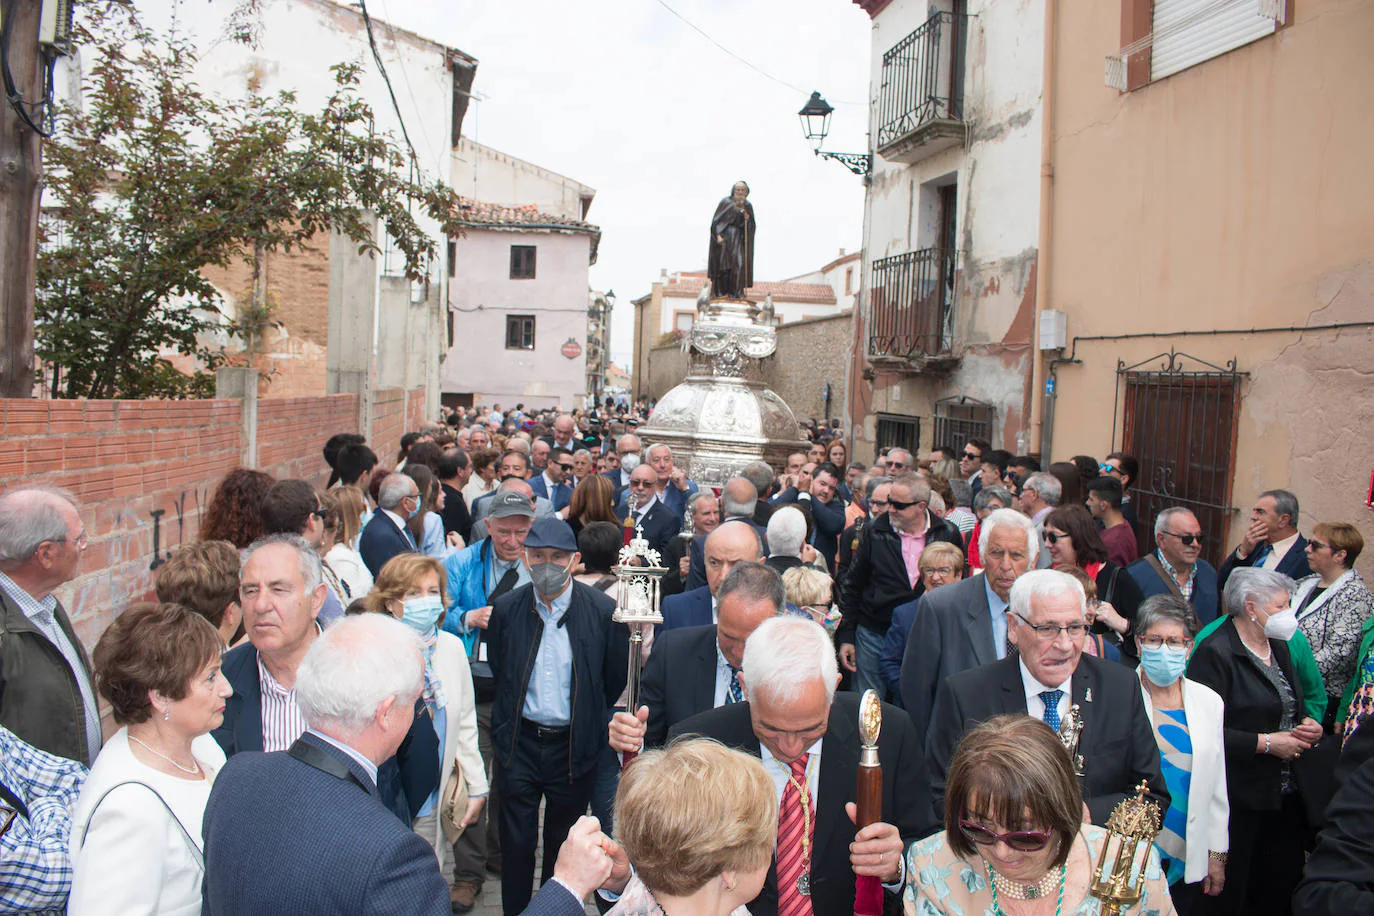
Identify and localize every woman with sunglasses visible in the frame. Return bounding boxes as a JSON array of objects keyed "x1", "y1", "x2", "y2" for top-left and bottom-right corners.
[
  {"x1": 905, "y1": 714, "x2": 1175, "y2": 916},
  {"x1": 1043, "y1": 504, "x2": 1145, "y2": 662},
  {"x1": 1292, "y1": 522, "x2": 1373, "y2": 732},
  {"x1": 1134, "y1": 595, "x2": 1229, "y2": 914}
]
